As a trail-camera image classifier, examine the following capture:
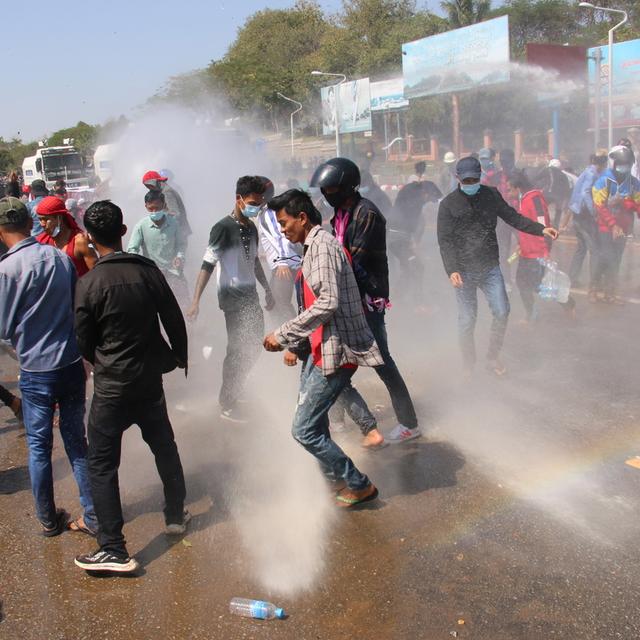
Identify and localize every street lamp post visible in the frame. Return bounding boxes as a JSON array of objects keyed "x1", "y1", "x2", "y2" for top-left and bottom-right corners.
[
  {"x1": 579, "y1": 2, "x2": 629, "y2": 149},
  {"x1": 276, "y1": 92, "x2": 302, "y2": 159},
  {"x1": 311, "y1": 70, "x2": 347, "y2": 156}
]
